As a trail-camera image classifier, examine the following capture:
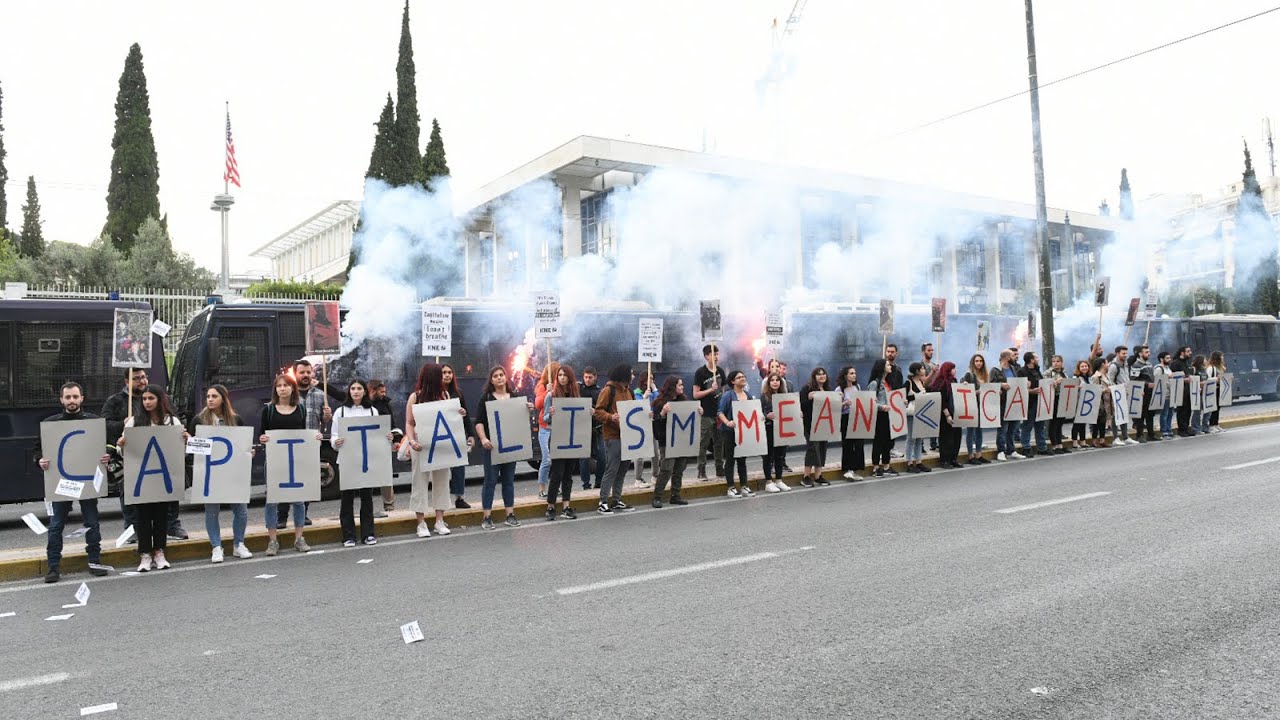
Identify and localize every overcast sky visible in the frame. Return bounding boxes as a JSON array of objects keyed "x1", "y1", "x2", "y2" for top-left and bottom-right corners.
[{"x1": 1, "y1": 0, "x2": 1277, "y2": 276}]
